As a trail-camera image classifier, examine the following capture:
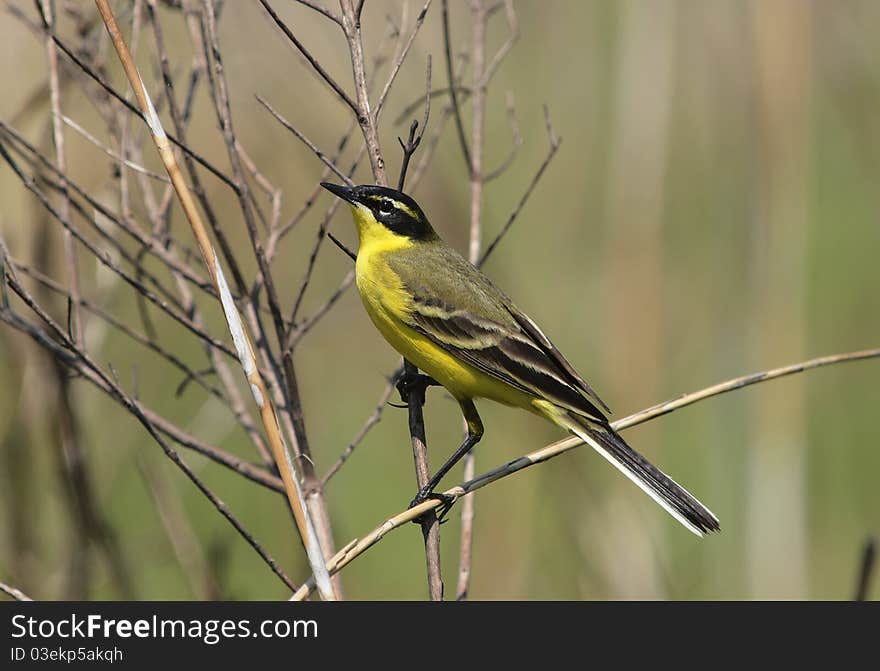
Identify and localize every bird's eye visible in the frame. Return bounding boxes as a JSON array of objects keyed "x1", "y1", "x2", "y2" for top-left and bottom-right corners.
[{"x1": 378, "y1": 203, "x2": 393, "y2": 217}]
